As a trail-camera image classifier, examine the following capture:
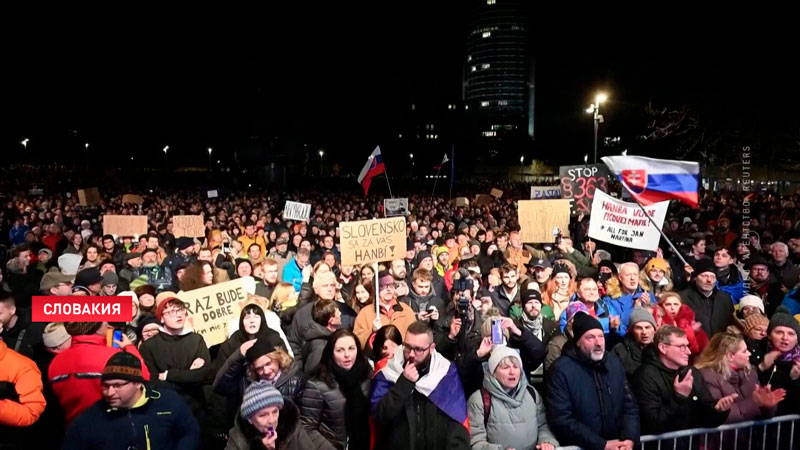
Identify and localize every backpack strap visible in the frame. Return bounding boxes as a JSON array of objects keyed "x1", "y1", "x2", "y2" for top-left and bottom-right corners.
[
  {"x1": 481, "y1": 387, "x2": 491, "y2": 427},
  {"x1": 525, "y1": 384, "x2": 537, "y2": 403}
]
